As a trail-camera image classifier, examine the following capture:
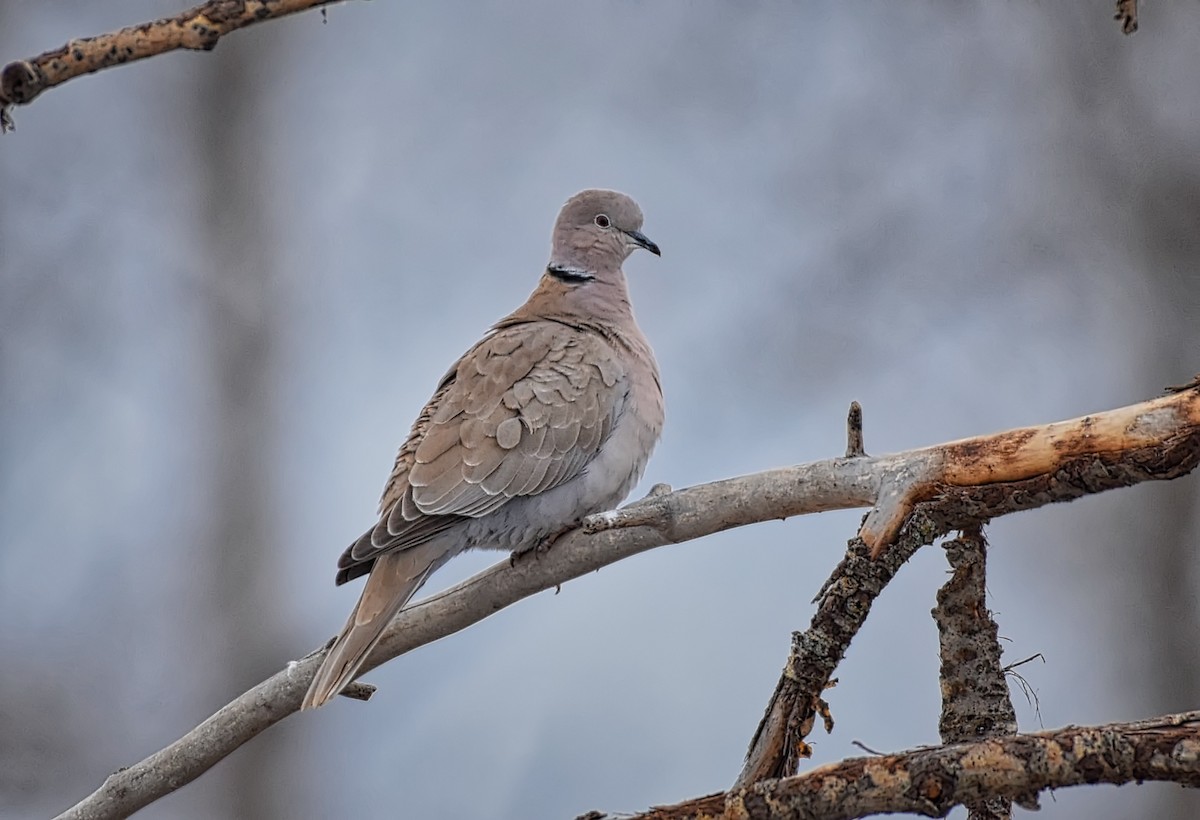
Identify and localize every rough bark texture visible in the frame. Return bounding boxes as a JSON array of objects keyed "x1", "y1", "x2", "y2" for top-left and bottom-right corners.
[
  {"x1": 596, "y1": 712, "x2": 1200, "y2": 820},
  {"x1": 0, "y1": 0, "x2": 350, "y2": 131},
  {"x1": 734, "y1": 516, "x2": 939, "y2": 788},
  {"x1": 933, "y1": 529, "x2": 1016, "y2": 820},
  {"x1": 858, "y1": 385, "x2": 1200, "y2": 553},
  {"x1": 54, "y1": 386, "x2": 1200, "y2": 819},
  {"x1": 729, "y1": 381, "x2": 1200, "y2": 788}
]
